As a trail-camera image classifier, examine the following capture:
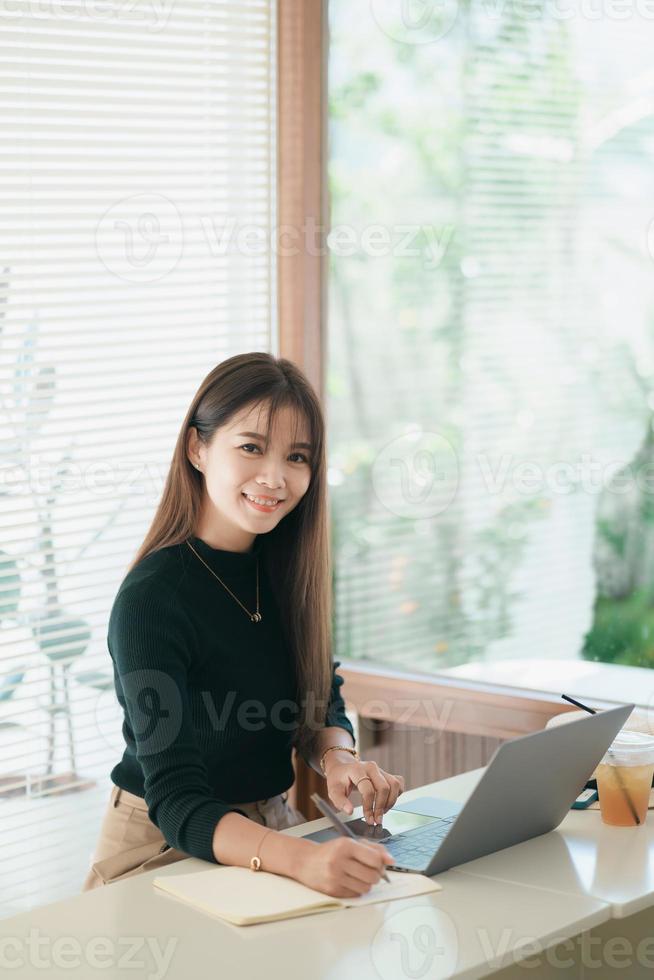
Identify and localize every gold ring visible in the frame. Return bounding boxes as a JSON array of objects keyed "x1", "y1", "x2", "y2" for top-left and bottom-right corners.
[{"x1": 355, "y1": 776, "x2": 373, "y2": 788}]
